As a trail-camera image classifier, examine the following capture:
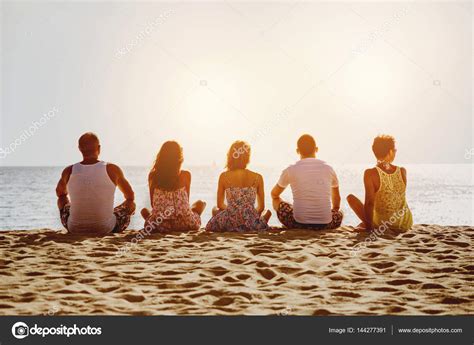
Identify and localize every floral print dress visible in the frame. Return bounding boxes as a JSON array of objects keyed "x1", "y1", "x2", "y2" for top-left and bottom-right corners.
[
  {"x1": 205, "y1": 186, "x2": 269, "y2": 232},
  {"x1": 145, "y1": 187, "x2": 201, "y2": 232}
]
